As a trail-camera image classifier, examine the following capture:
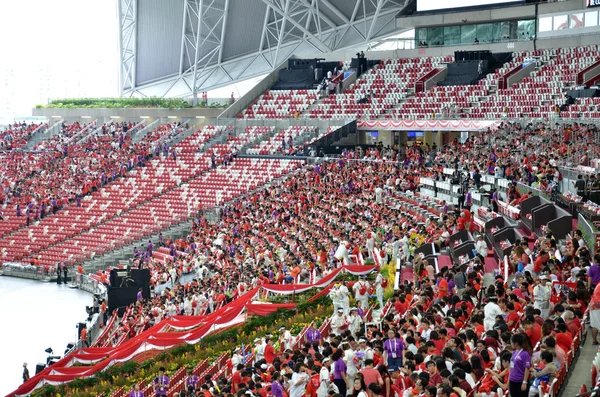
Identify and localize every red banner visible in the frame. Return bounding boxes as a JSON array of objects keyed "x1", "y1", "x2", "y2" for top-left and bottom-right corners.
[{"x1": 9, "y1": 264, "x2": 379, "y2": 396}]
